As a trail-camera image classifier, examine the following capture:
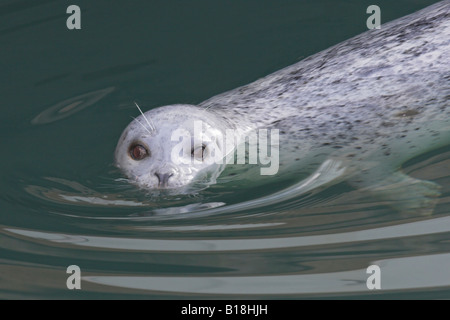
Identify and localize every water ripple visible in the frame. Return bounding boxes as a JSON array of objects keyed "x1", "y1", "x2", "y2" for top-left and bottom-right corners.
[
  {"x1": 31, "y1": 87, "x2": 114, "y2": 125},
  {"x1": 5, "y1": 216, "x2": 450, "y2": 252},
  {"x1": 83, "y1": 253, "x2": 450, "y2": 294}
]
